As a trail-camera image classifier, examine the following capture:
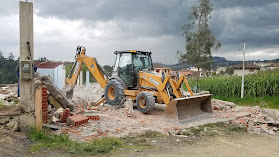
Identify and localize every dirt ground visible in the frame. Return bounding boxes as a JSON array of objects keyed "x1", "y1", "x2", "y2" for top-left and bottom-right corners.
[
  {"x1": 119, "y1": 134, "x2": 279, "y2": 157},
  {"x1": 1, "y1": 128, "x2": 278, "y2": 157}
]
